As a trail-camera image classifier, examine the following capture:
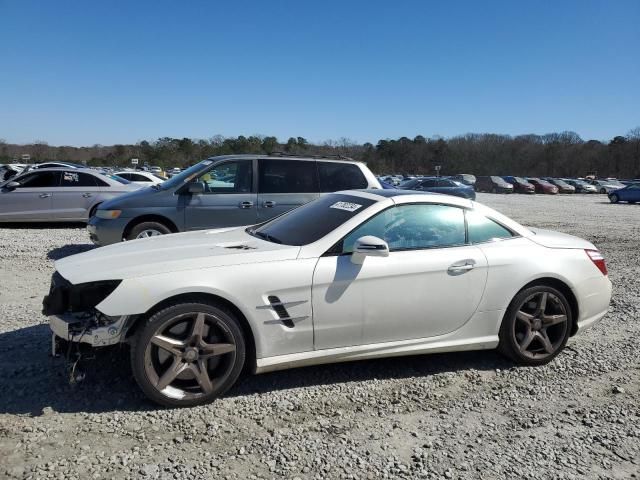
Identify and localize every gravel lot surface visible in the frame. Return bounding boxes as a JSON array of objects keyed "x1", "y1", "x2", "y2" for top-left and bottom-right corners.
[{"x1": 0, "y1": 193, "x2": 638, "y2": 479}]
